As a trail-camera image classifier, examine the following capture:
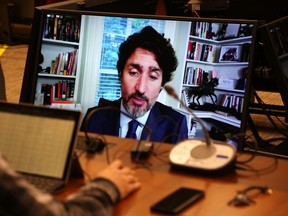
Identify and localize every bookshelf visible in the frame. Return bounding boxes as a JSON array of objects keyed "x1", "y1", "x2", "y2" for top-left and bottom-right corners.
[
  {"x1": 178, "y1": 21, "x2": 254, "y2": 136},
  {"x1": 182, "y1": 22, "x2": 251, "y2": 113},
  {"x1": 35, "y1": 13, "x2": 81, "y2": 108}
]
